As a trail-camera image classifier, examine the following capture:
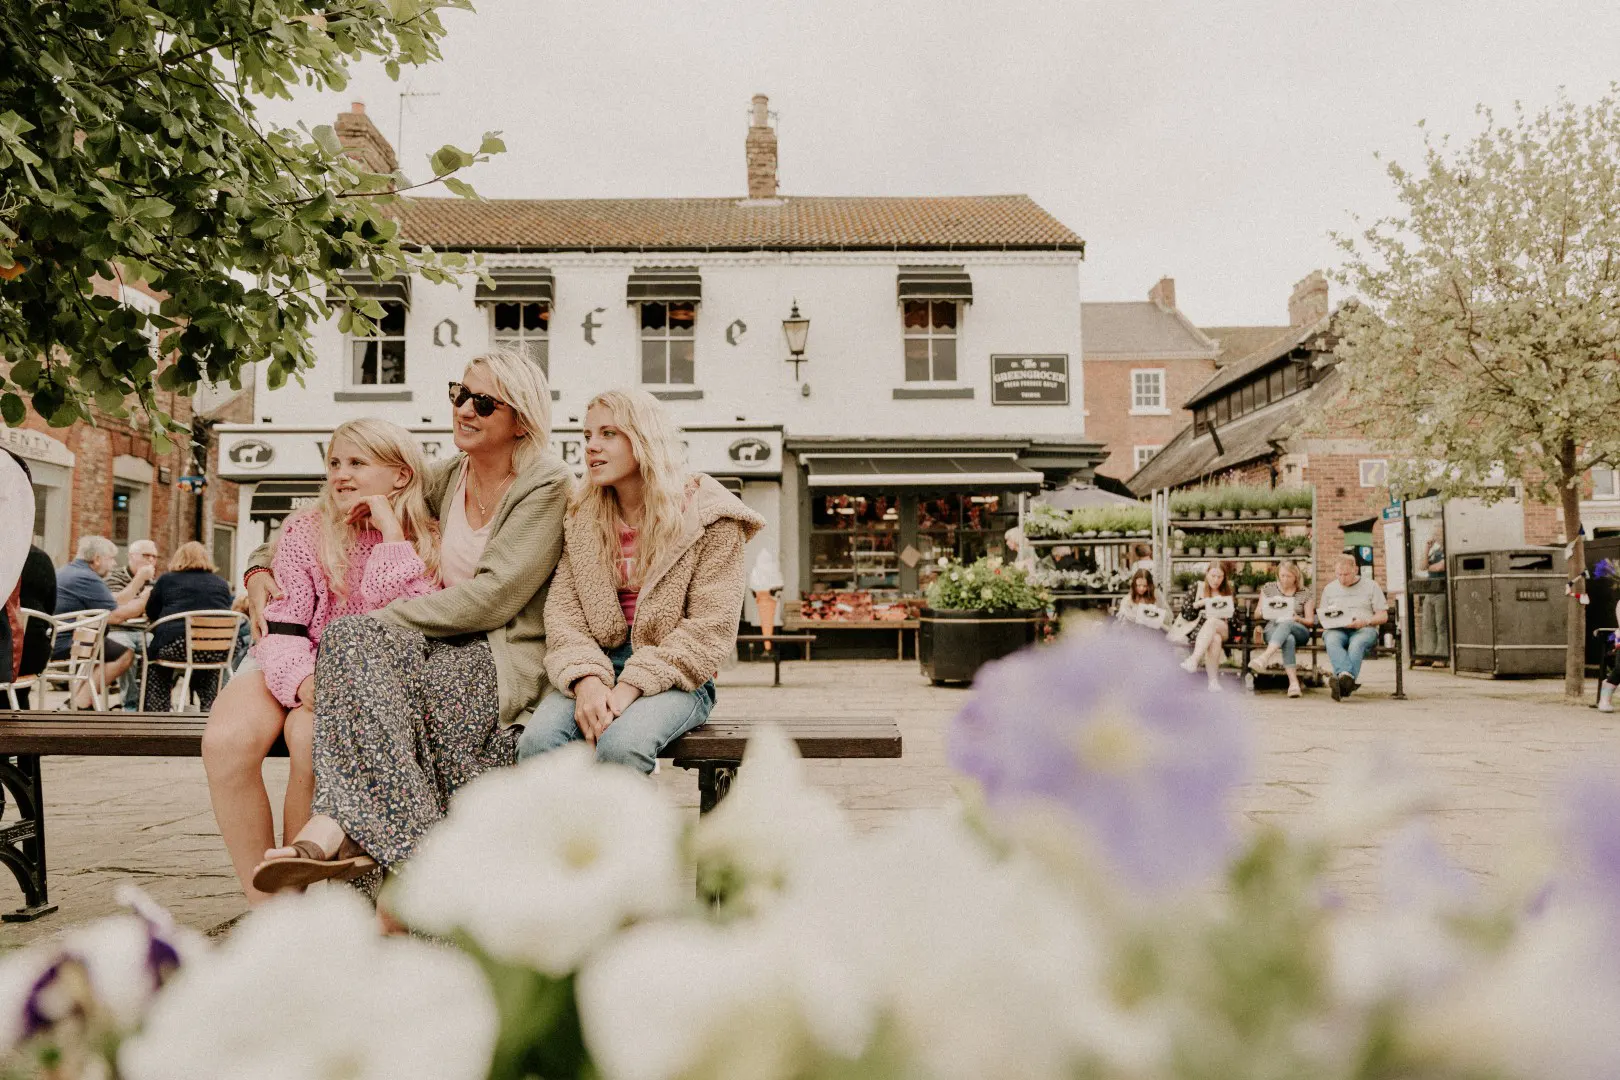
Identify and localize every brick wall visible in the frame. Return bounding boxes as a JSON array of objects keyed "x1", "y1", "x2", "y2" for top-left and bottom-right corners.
[
  {"x1": 1086, "y1": 356, "x2": 1218, "y2": 481},
  {"x1": 1300, "y1": 451, "x2": 1393, "y2": 589}
]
